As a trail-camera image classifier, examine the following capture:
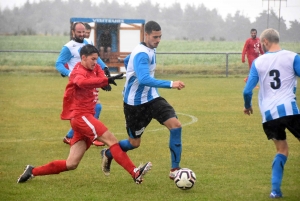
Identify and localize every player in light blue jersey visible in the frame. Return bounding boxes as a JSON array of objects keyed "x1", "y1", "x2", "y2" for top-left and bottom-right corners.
[
  {"x1": 56, "y1": 22, "x2": 111, "y2": 146},
  {"x1": 83, "y1": 23, "x2": 93, "y2": 45},
  {"x1": 243, "y1": 28, "x2": 300, "y2": 199},
  {"x1": 100, "y1": 21, "x2": 186, "y2": 180}
]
